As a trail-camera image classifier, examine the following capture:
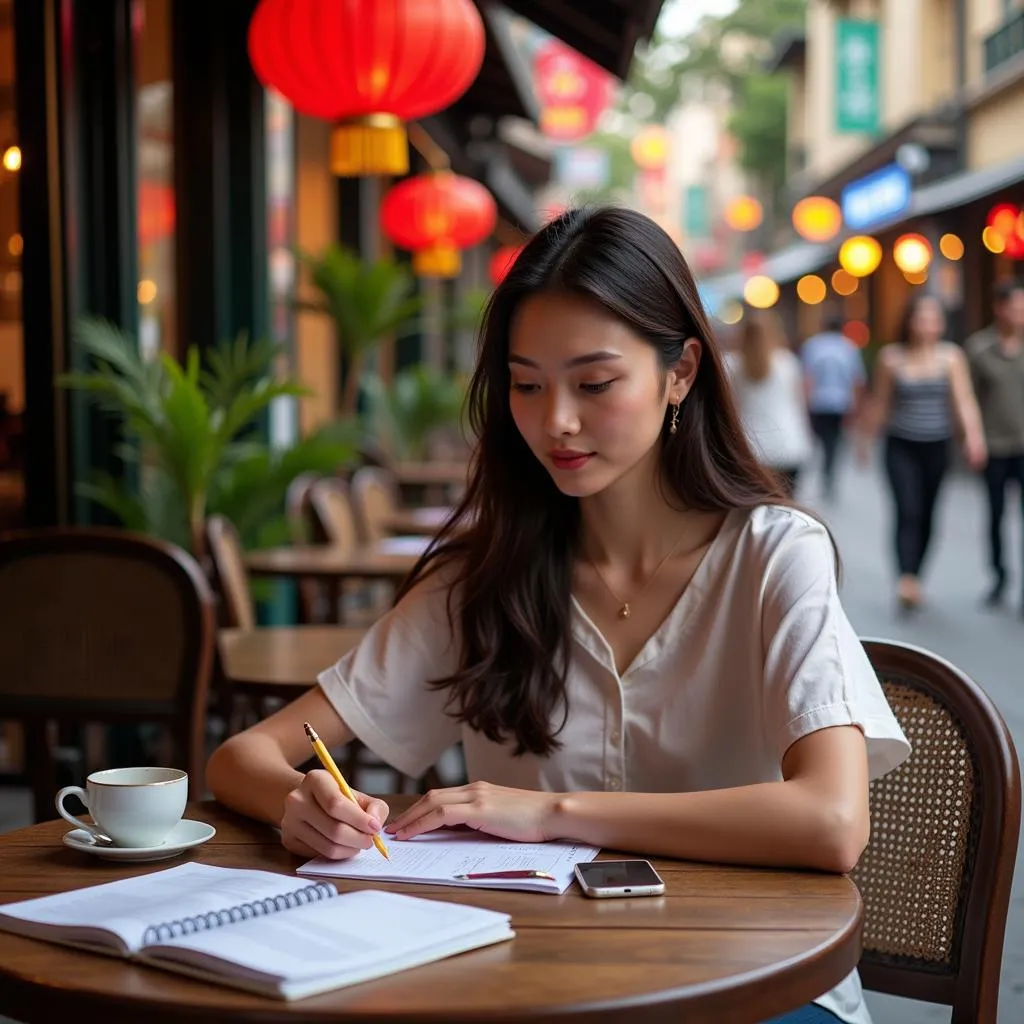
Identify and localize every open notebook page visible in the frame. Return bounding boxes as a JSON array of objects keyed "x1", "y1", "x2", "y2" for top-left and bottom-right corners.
[
  {"x1": 0, "y1": 862, "x2": 321, "y2": 955},
  {"x1": 298, "y1": 829, "x2": 600, "y2": 893},
  {"x1": 140, "y1": 889, "x2": 513, "y2": 997}
]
